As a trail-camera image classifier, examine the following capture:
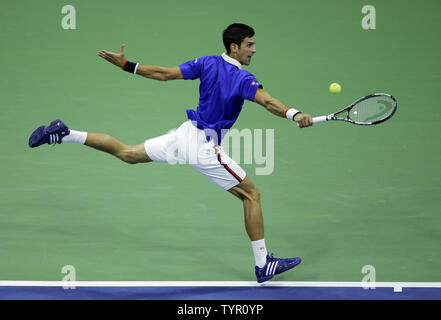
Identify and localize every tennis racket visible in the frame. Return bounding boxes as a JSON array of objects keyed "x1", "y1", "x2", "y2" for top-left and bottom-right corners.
[{"x1": 311, "y1": 93, "x2": 397, "y2": 126}]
